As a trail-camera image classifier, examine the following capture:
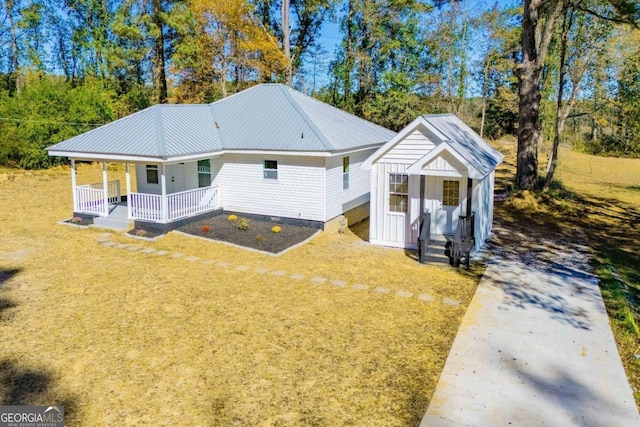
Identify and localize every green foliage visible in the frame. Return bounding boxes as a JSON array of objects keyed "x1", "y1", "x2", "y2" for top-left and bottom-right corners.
[{"x1": 0, "y1": 74, "x2": 117, "y2": 169}]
